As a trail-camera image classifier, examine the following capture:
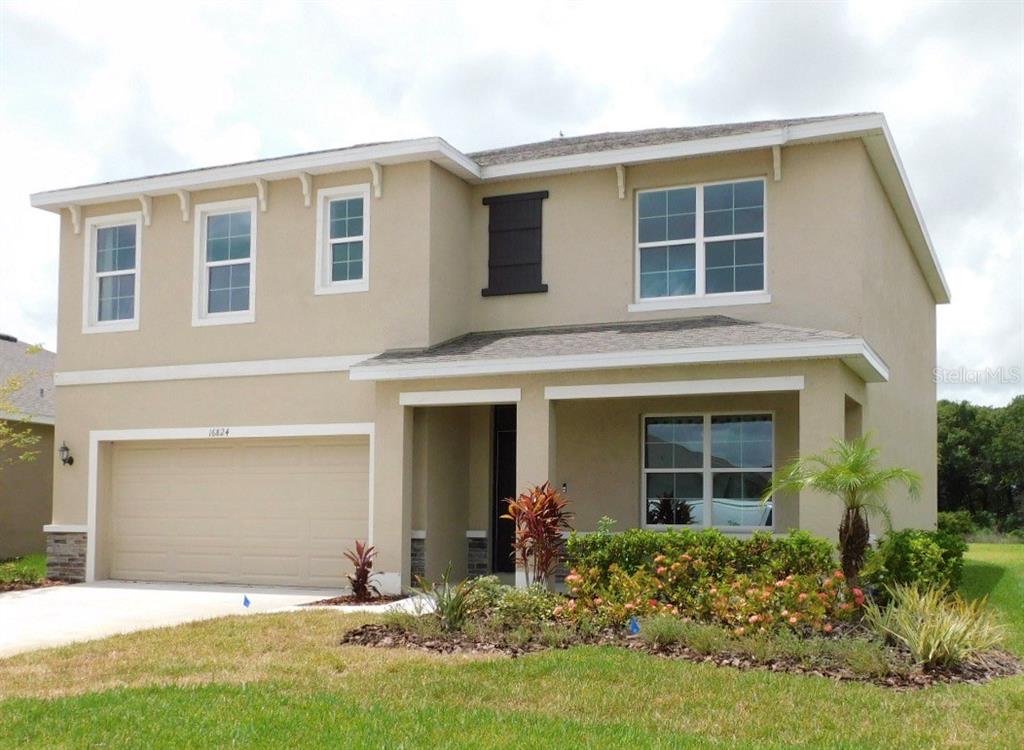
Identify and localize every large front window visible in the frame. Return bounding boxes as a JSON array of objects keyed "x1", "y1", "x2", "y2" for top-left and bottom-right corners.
[
  {"x1": 636, "y1": 179, "x2": 766, "y2": 303},
  {"x1": 644, "y1": 413, "x2": 774, "y2": 529}
]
